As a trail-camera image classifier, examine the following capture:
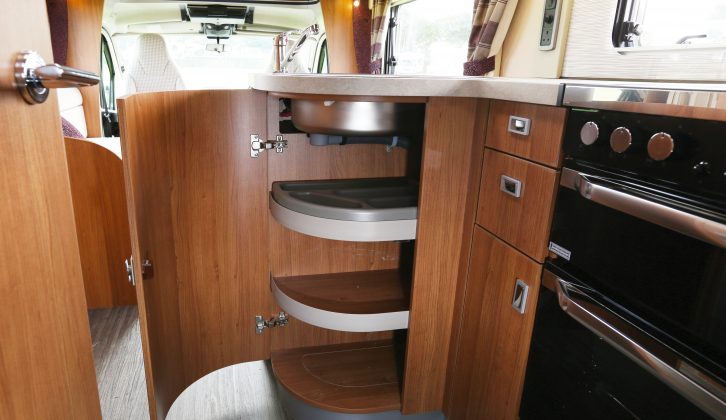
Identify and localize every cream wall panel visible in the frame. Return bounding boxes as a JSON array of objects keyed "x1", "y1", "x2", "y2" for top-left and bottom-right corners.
[
  {"x1": 562, "y1": 0, "x2": 726, "y2": 81},
  {"x1": 501, "y1": 0, "x2": 573, "y2": 78}
]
